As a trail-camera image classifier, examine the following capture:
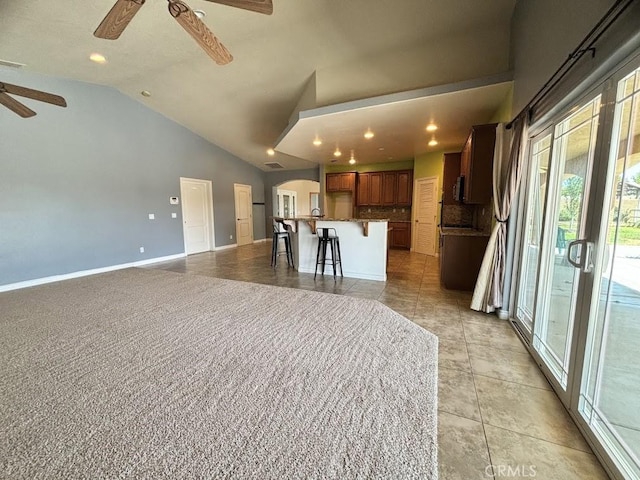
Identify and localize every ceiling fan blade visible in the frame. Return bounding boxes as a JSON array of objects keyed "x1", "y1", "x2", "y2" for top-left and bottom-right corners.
[
  {"x1": 0, "y1": 92, "x2": 36, "y2": 118},
  {"x1": 0, "y1": 82, "x2": 67, "y2": 108},
  {"x1": 94, "y1": 0, "x2": 146, "y2": 40},
  {"x1": 168, "y1": 1, "x2": 233, "y2": 65},
  {"x1": 204, "y1": 0, "x2": 273, "y2": 15}
]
